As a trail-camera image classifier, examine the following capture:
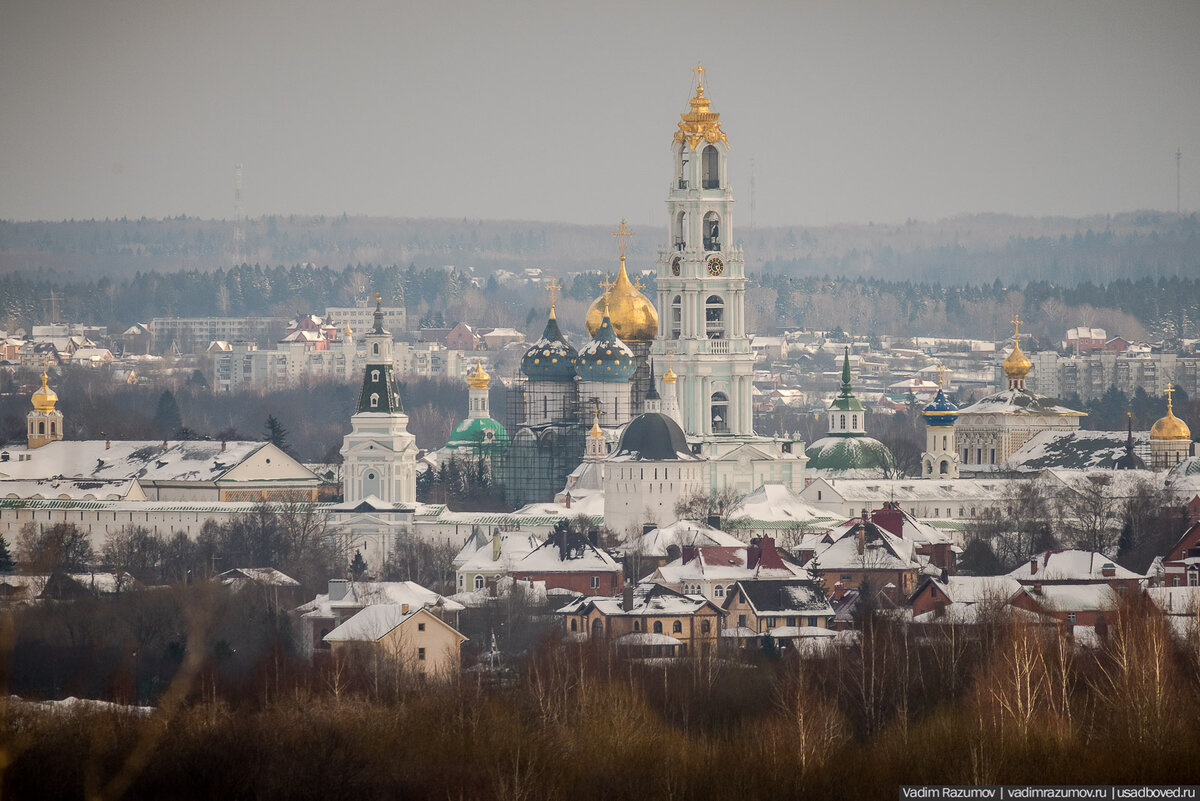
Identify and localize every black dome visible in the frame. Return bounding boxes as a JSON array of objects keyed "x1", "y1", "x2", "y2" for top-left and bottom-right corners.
[{"x1": 612, "y1": 412, "x2": 693, "y2": 461}]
